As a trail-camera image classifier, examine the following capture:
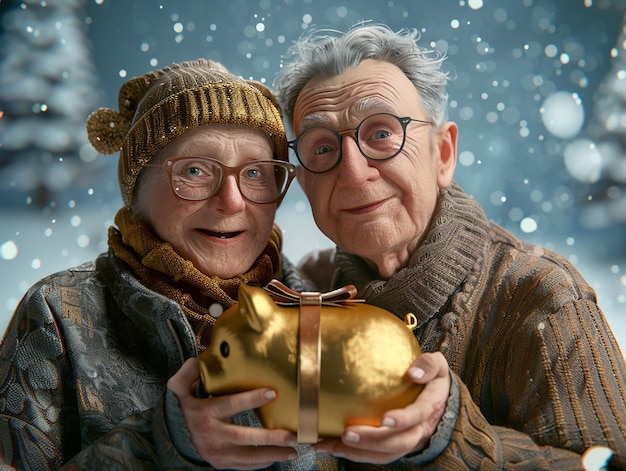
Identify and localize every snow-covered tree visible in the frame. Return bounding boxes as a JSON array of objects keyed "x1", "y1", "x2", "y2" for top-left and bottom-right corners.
[
  {"x1": 0, "y1": 0, "x2": 102, "y2": 207},
  {"x1": 578, "y1": 12, "x2": 626, "y2": 253}
]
